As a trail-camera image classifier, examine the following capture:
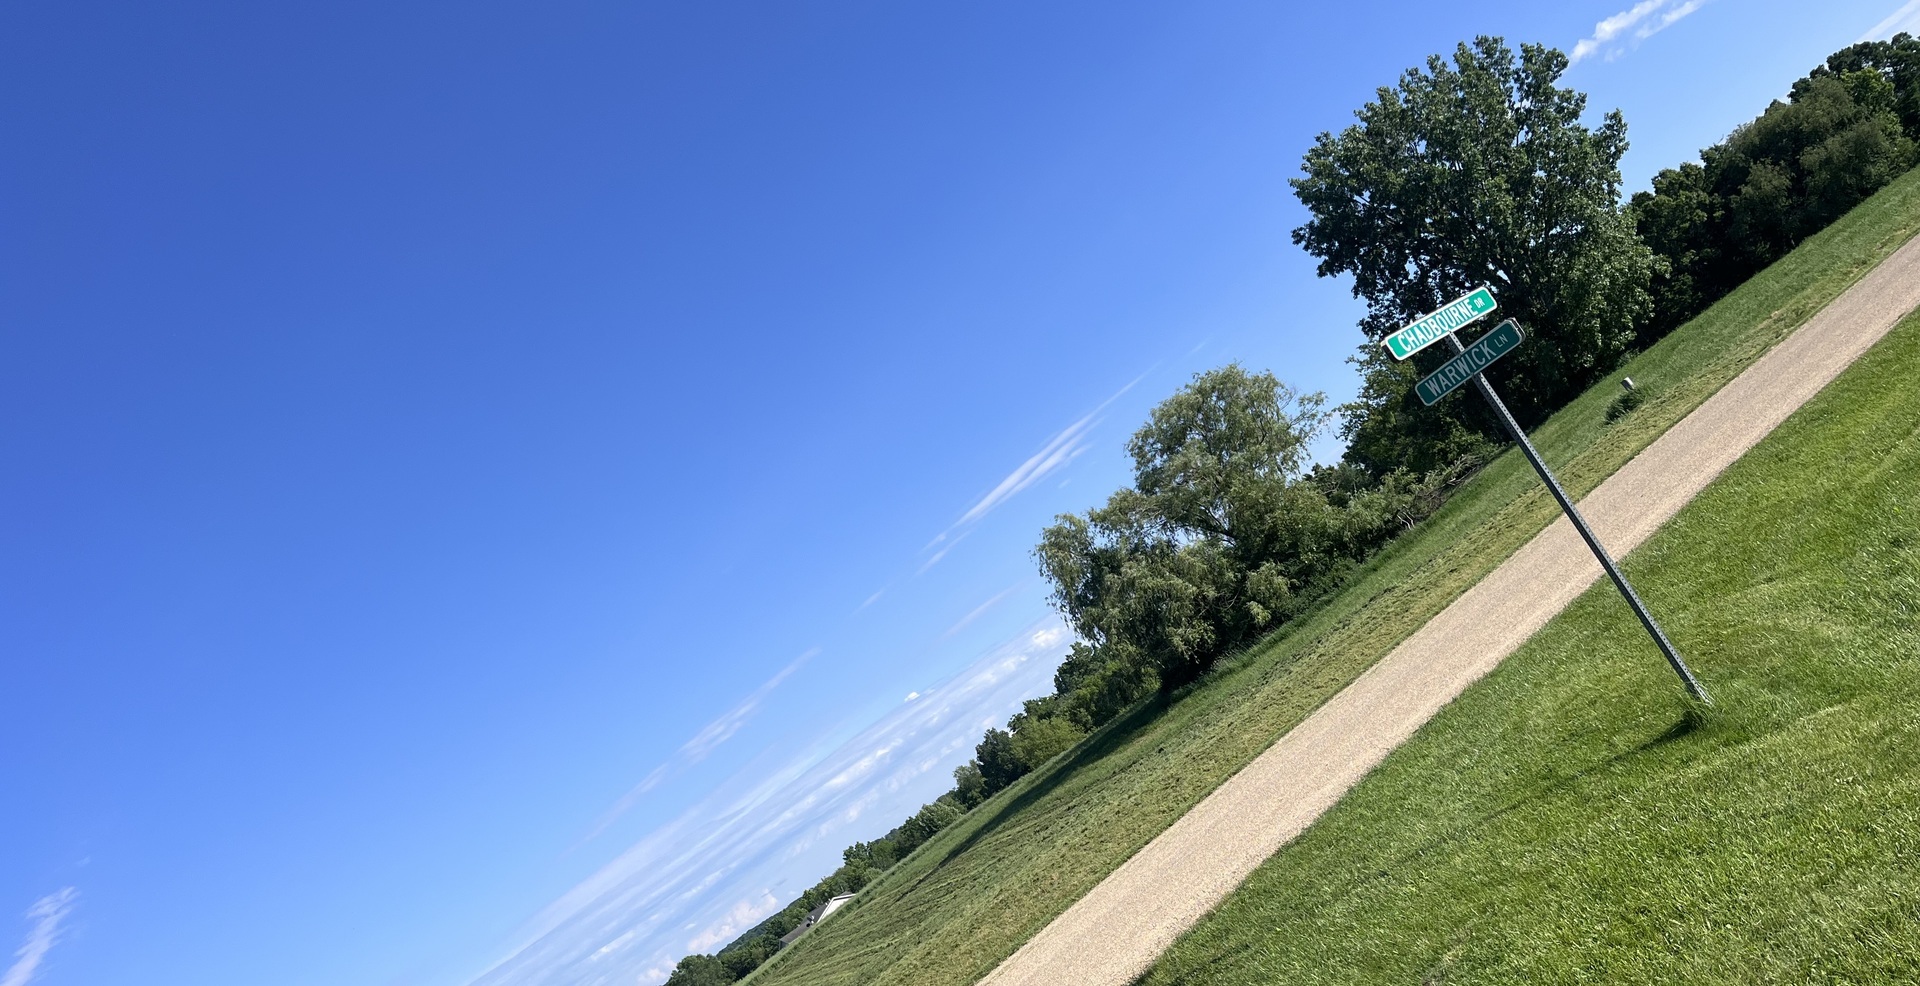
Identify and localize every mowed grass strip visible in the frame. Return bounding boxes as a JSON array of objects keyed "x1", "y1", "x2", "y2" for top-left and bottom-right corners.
[
  {"x1": 747, "y1": 169, "x2": 1920, "y2": 986},
  {"x1": 1140, "y1": 308, "x2": 1920, "y2": 986}
]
